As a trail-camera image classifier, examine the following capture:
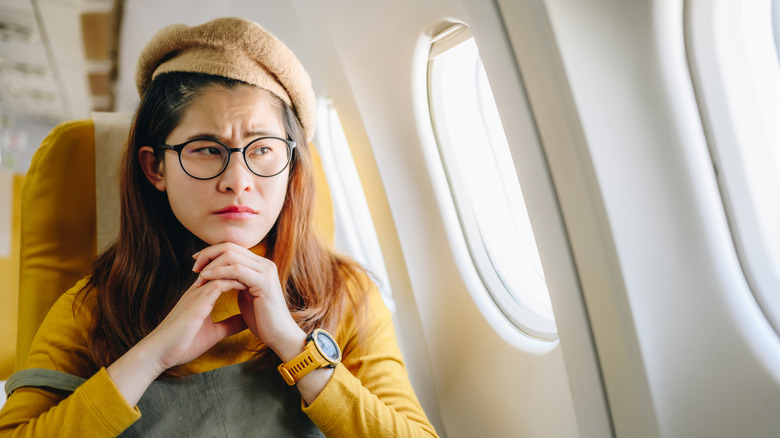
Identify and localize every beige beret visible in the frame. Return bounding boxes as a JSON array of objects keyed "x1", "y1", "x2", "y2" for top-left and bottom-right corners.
[{"x1": 136, "y1": 17, "x2": 316, "y2": 141}]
